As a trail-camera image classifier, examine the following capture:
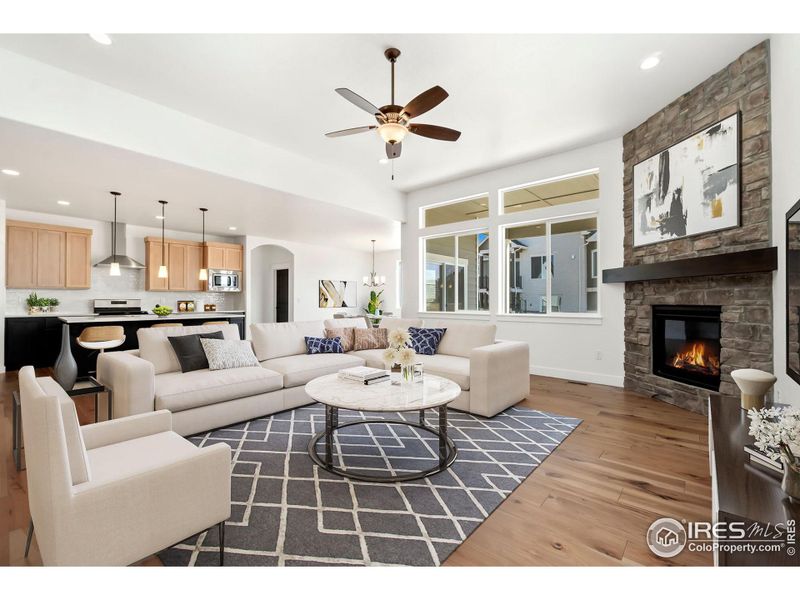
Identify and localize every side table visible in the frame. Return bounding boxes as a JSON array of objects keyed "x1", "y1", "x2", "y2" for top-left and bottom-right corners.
[{"x1": 12, "y1": 375, "x2": 112, "y2": 471}]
